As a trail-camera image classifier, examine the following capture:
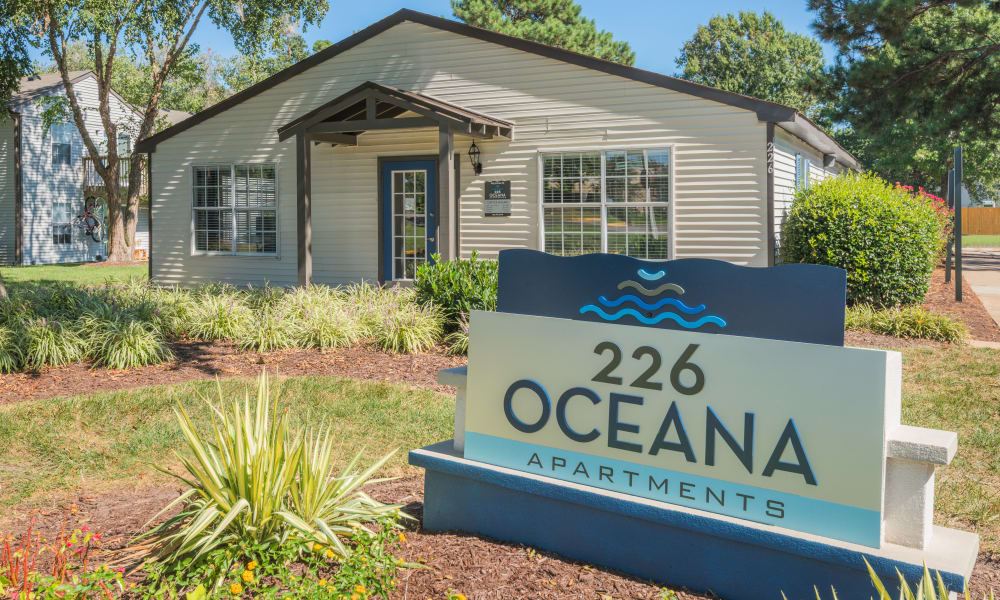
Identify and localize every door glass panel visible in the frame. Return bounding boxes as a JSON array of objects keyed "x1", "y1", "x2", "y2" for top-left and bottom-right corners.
[{"x1": 390, "y1": 168, "x2": 430, "y2": 280}]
